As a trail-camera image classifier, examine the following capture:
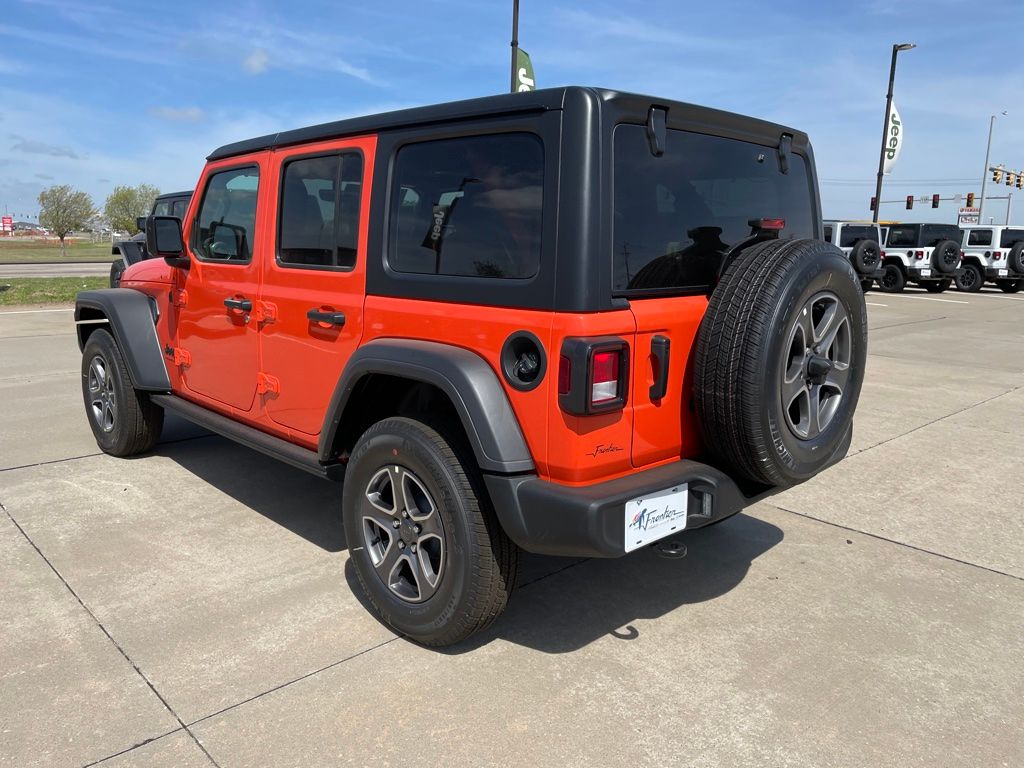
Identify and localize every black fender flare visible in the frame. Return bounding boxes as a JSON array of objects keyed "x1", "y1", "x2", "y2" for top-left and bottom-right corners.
[
  {"x1": 75, "y1": 289, "x2": 171, "y2": 391},
  {"x1": 319, "y1": 338, "x2": 535, "y2": 474},
  {"x1": 113, "y1": 238, "x2": 147, "y2": 267}
]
